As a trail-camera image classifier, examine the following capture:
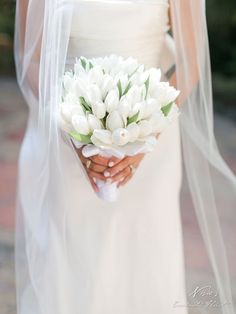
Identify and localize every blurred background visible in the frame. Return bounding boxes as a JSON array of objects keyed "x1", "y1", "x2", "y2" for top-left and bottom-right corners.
[{"x1": 0, "y1": 0, "x2": 236, "y2": 313}]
